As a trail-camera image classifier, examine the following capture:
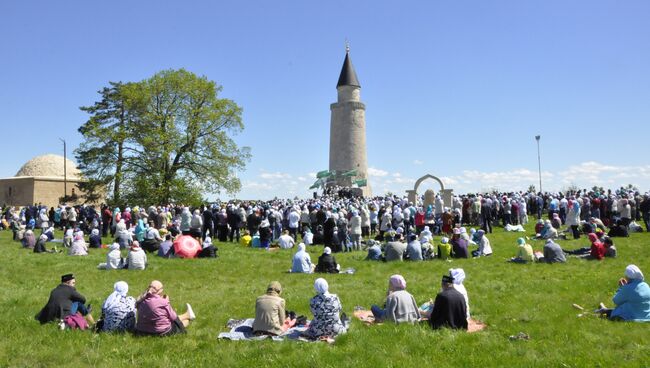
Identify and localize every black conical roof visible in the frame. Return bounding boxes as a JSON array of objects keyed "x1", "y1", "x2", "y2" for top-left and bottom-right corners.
[{"x1": 336, "y1": 51, "x2": 360, "y2": 88}]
